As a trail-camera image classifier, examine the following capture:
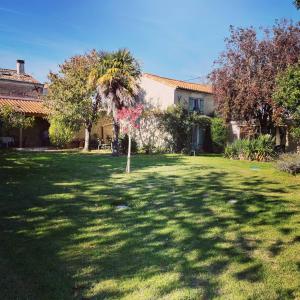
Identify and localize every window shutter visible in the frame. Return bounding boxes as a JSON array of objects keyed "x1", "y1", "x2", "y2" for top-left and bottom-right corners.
[
  {"x1": 189, "y1": 98, "x2": 194, "y2": 111},
  {"x1": 194, "y1": 99, "x2": 199, "y2": 111},
  {"x1": 200, "y1": 99, "x2": 204, "y2": 113}
]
